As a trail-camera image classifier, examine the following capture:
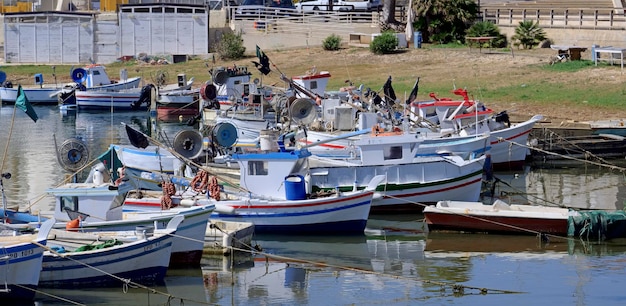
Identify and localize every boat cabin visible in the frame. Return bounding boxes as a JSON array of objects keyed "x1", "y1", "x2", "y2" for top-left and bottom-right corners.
[
  {"x1": 231, "y1": 148, "x2": 311, "y2": 200},
  {"x1": 353, "y1": 131, "x2": 425, "y2": 166},
  {"x1": 291, "y1": 70, "x2": 331, "y2": 99},
  {"x1": 83, "y1": 65, "x2": 117, "y2": 87},
  {"x1": 47, "y1": 182, "x2": 133, "y2": 222},
  {"x1": 210, "y1": 66, "x2": 263, "y2": 105}
]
